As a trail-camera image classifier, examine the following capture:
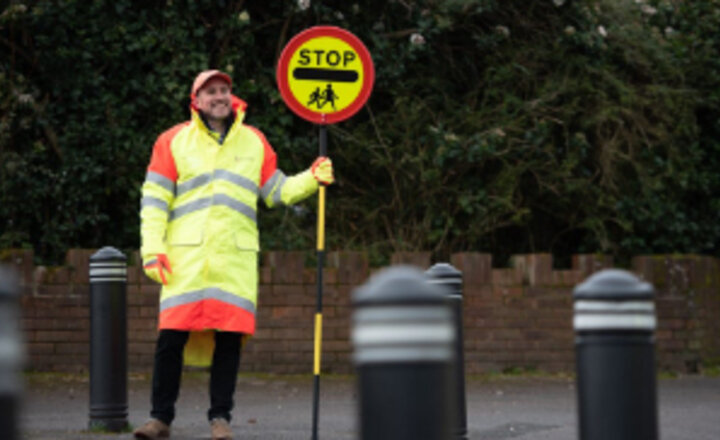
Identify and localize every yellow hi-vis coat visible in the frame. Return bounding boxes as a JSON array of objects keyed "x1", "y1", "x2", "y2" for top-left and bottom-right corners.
[{"x1": 140, "y1": 96, "x2": 318, "y2": 364}]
